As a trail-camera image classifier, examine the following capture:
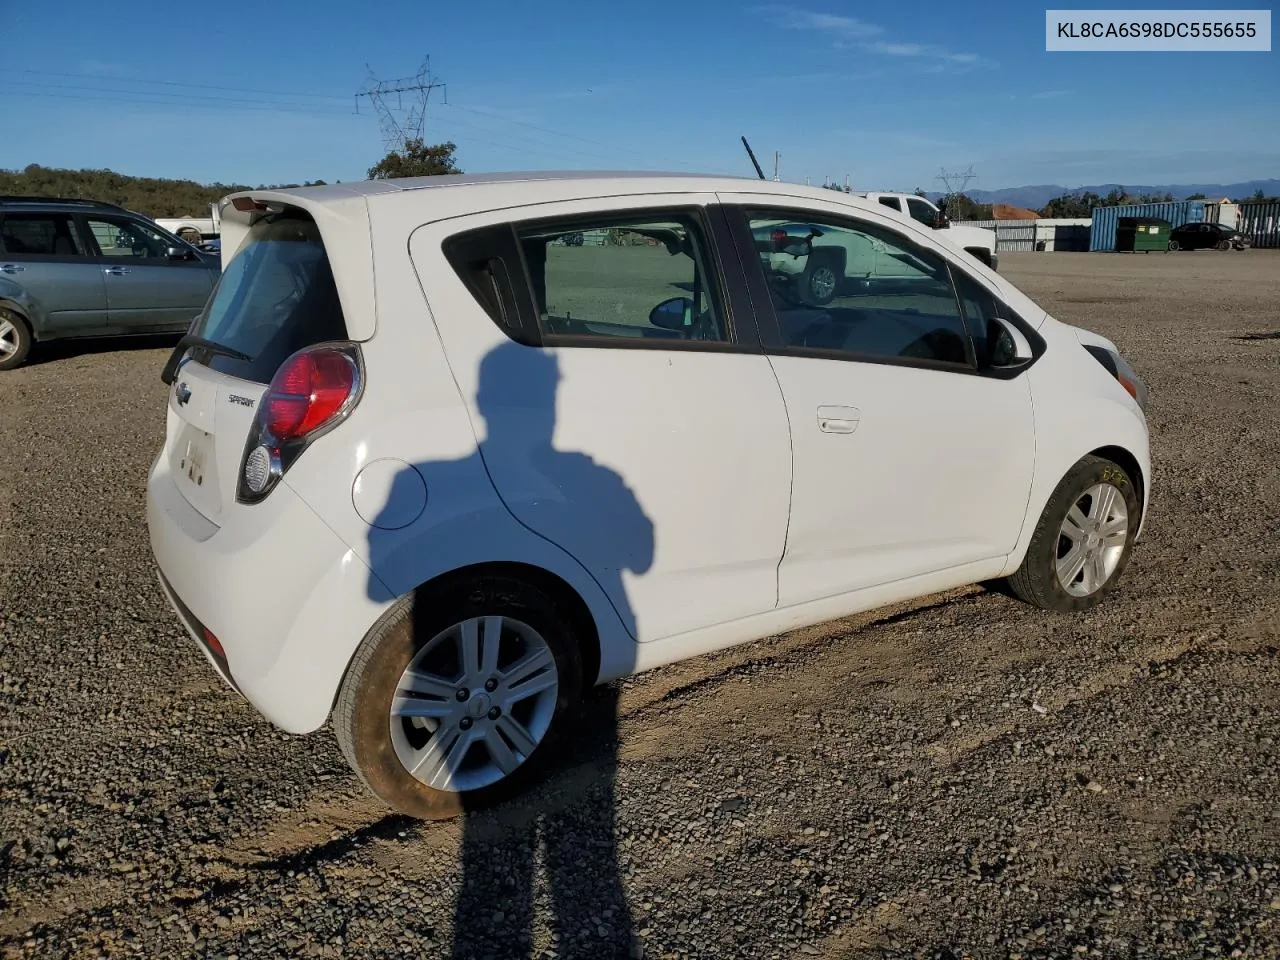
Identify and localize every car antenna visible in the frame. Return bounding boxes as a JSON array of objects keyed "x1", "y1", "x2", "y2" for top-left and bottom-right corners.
[{"x1": 741, "y1": 137, "x2": 766, "y2": 180}]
